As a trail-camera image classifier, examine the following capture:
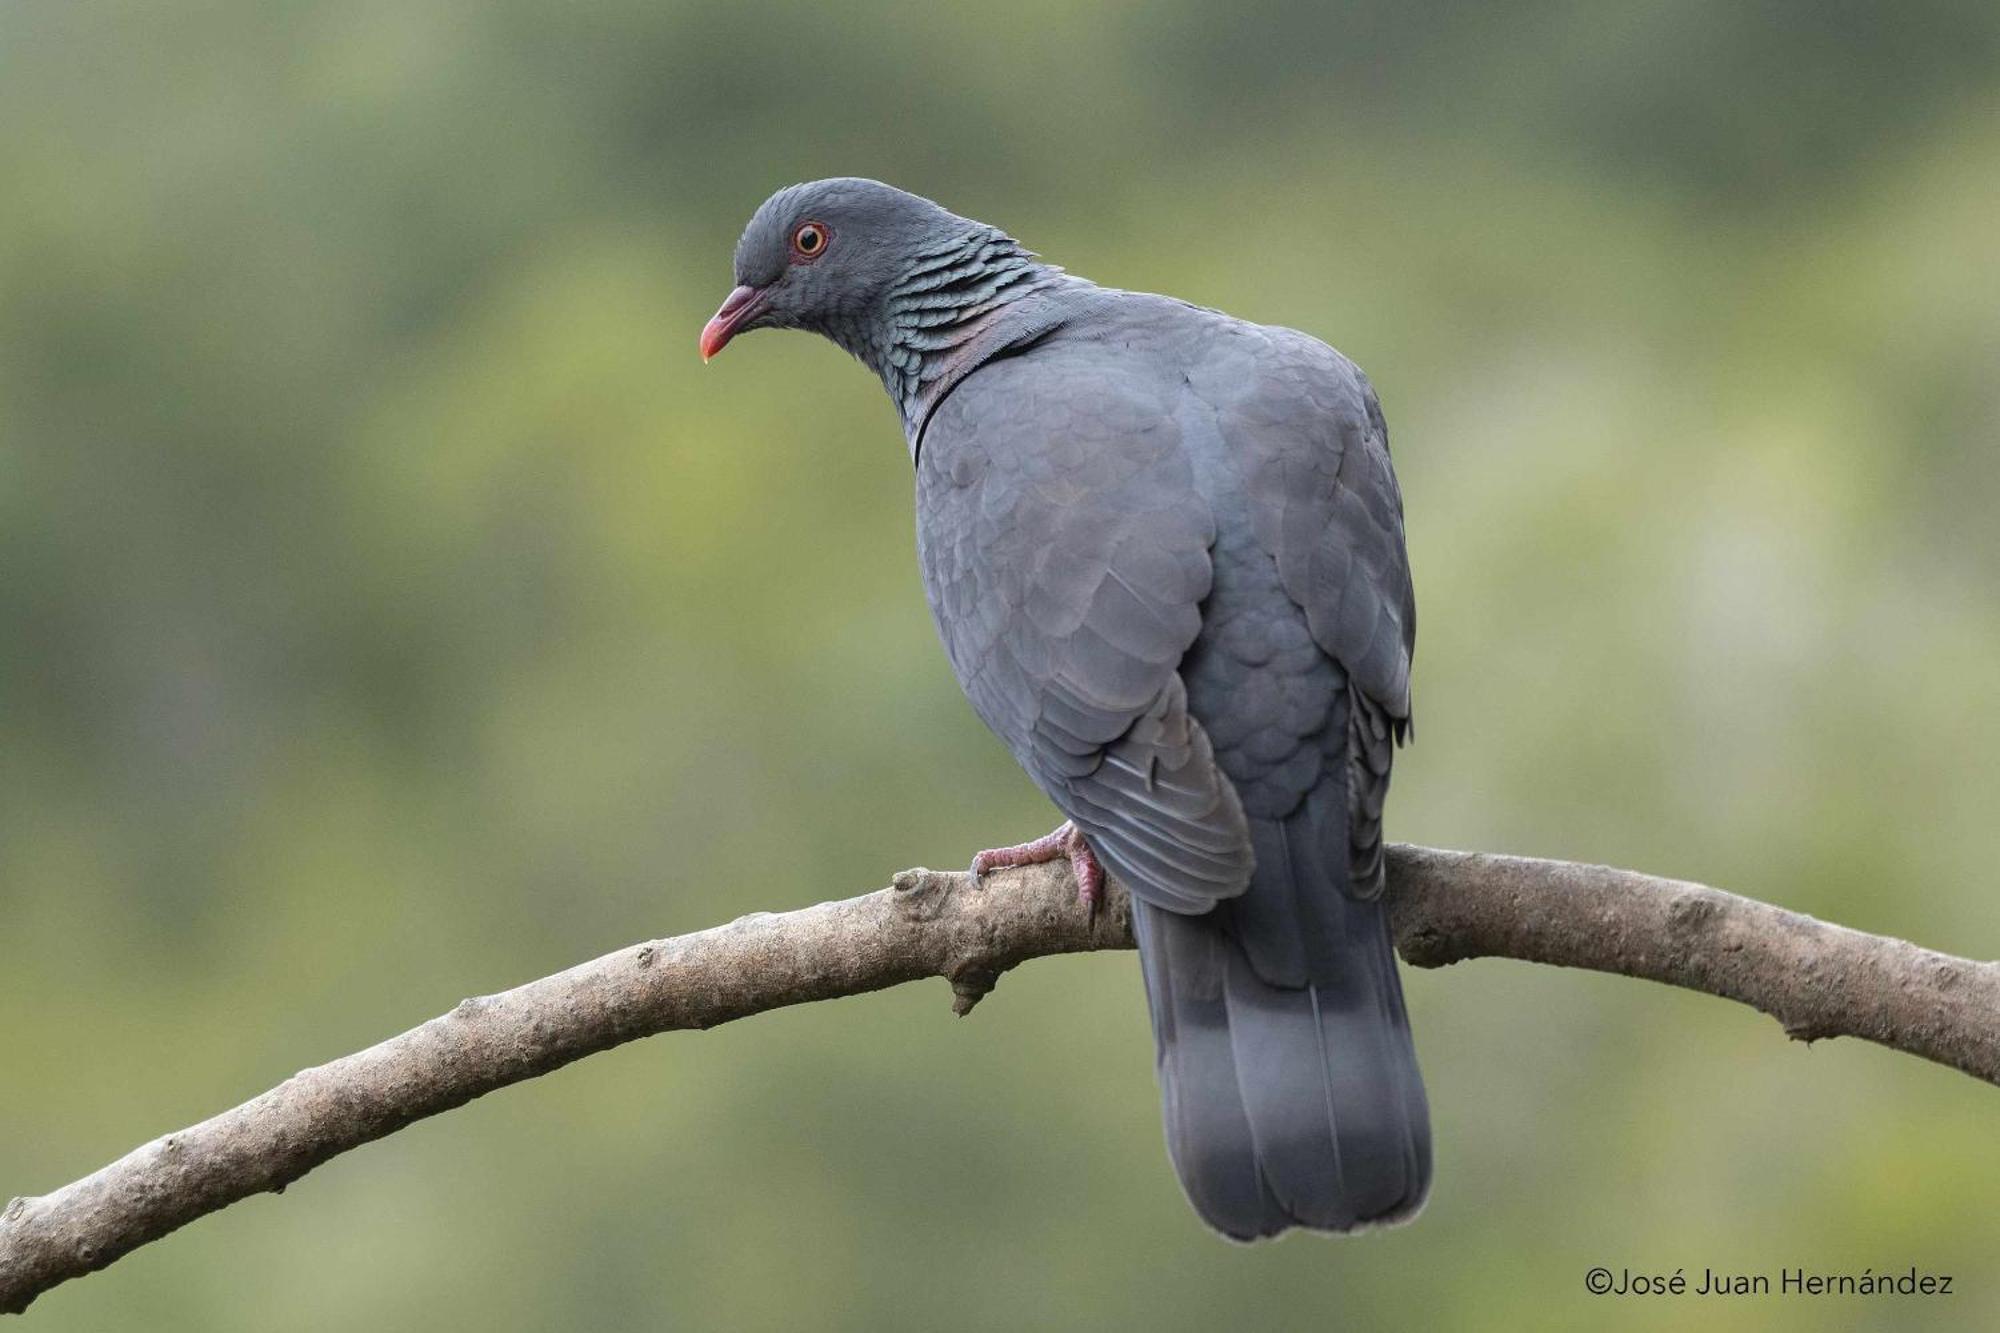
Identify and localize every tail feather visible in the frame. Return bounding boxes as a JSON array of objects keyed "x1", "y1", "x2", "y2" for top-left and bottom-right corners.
[
  {"x1": 1135, "y1": 914, "x2": 1288, "y2": 1235},
  {"x1": 1132, "y1": 801, "x2": 1431, "y2": 1239}
]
